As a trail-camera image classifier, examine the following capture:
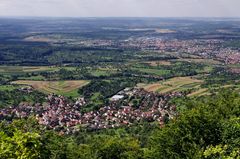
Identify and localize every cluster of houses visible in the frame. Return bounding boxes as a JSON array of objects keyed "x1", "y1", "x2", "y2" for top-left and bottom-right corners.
[
  {"x1": 216, "y1": 51, "x2": 240, "y2": 64},
  {"x1": 0, "y1": 88, "x2": 183, "y2": 134},
  {"x1": 78, "y1": 38, "x2": 240, "y2": 65},
  {"x1": 229, "y1": 68, "x2": 240, "y2": 74},
  {"x1": 80, "y1": 88, "x2": 182, "y2": 131}
]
